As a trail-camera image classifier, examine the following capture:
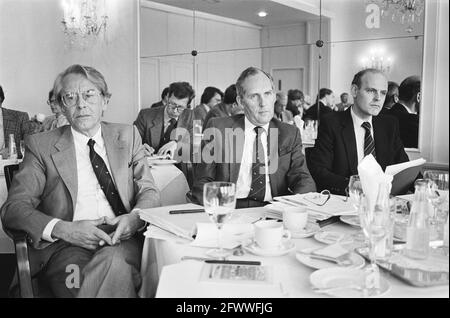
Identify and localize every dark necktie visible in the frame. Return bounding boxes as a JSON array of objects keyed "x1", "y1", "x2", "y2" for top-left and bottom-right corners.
[
  {"x1": 87, "y1": 139, "x2": 126, "y2": 215},
  {"x1": 361, "y1": 121, "x2": 376, "y2": 159},
  {"x1": 162, "y1": 118, "x2": 177, "y2": 145},
  {"x1": 248, "y1": 127, "x2": 266, "y2": 202}
]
